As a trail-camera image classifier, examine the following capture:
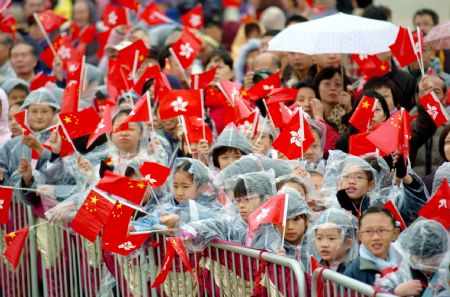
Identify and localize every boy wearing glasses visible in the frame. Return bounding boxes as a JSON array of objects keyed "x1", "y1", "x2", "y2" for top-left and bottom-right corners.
[{"x1": 343, "y1": 206, "x2": 401, "y2": 285}]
